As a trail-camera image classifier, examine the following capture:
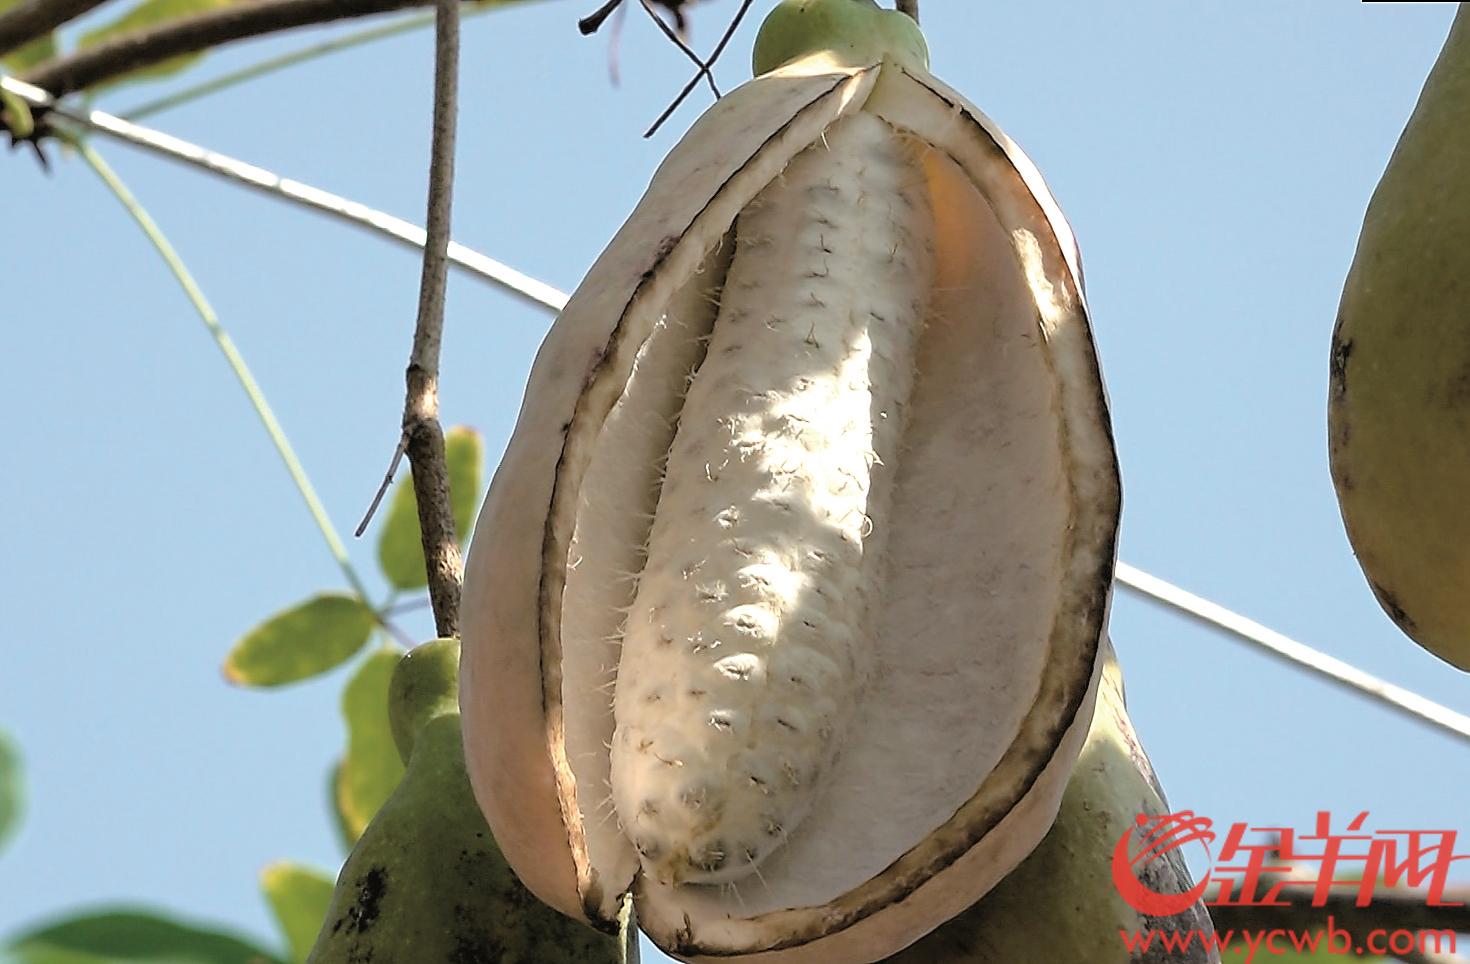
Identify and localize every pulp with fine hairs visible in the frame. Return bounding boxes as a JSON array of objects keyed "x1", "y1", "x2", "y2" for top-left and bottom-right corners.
[{"x1": 610, "y1": 112, "x2": 935, "y2": 886}]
